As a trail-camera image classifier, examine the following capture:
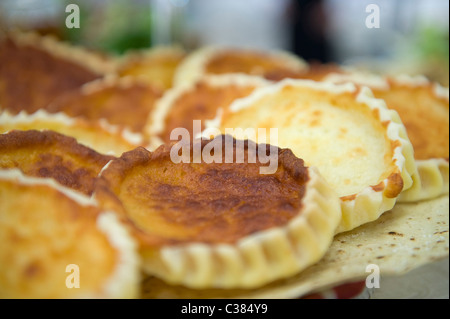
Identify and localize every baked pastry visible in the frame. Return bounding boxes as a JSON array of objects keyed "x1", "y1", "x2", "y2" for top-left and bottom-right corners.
[
  {"x1": 47, "y1": 76, "x2": 162, "y2": 134},
  {"x1": 141, "y1": 194, "x2": 449, "y2": 298},
  {"x1": 116, "y1": 46, "x2": 186, "y2": 91},
  {"x1": 0, "y1": 31, "x2": 112, "y2": 115},
  {"x1": 94, "y1": 135, "x2": 341, "y2": 289},
  {"x1": 0, "y1": 130, "x2": 114, "y2": 195},
  {"x1": 0, "y1": 110, "x2": 144, "y2": 157},
  {"x1": 324, "y1": 73, "x2": 449, "y2": 202},
  {"x1": 173, "y1": 46, "x2": 307, "y2": 86},
  {"x1": 146, "y1": 74, "x2": 270, "y2": 147},
  {"x1": 207, "y1": 79, "x2": 416, "y2": 233},
  {"x1": 0, "y1": 169, "x2": 140, "y2": 298}
]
